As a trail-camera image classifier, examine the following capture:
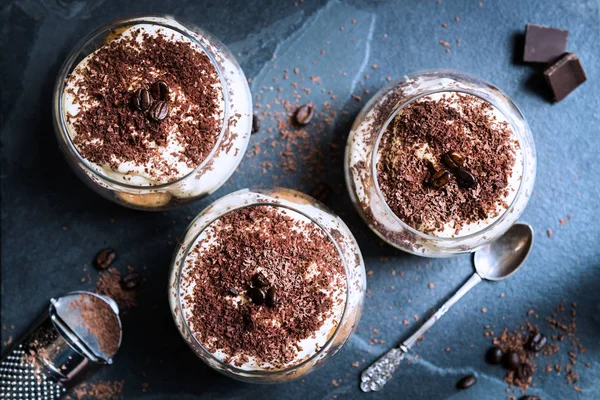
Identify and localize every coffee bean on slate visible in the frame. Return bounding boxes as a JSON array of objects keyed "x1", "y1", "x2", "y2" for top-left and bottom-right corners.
[
  {"x1": 266, "y1": 287, "x2": 278, "y2": 307},
  {"x1": 485, "y1": 346, "x2": 504, "y2": 364},
  {"x1": 428, "y1": 169, "x2": 451, "y2": 189},
  {"x1": 251, "y1": 272, "x2": 268, "y2": 288},
  {"x1": 95, "y1": 248, "x2": 116, "y2": 270},
  {"x1": 520, "y1": 396, "x2": 541, "y2": 400},
  {"x1": 456, "y1": 374, "x2": 477, "y2": 390},
  {"x1": 150, "y1": 80, "x2": 169, "y2": 101},
  {"x1": 251, "y1": 115, "x2": 260, "y2": 134},
  {"x1": 454, "y1": 167, "x2": 476, "y2": 188},
  {"x1": 502, "y1": 351, "x2": 521, "y2": 370},
  {"x1": 517, "y1": 363, "x2": 533, "y2": 381},
  {"x1": 525, "y1": 332, "x2": 547, "y2": 352},
  {"x1": 311, "y1": 182, "x2": 332, "y2": 203},
  {"x1": 148, "y1": 100, "x2": 169, "y2": 122},
  {"x1": 248, "y1": 287, "x2": 266, "y2": 305},
  {"x1": 121, "y1": 272, "x2": 142, "y2": 290},
  {"x1": 294, "y1": 104, "x2": 315, "y2": 126}
]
